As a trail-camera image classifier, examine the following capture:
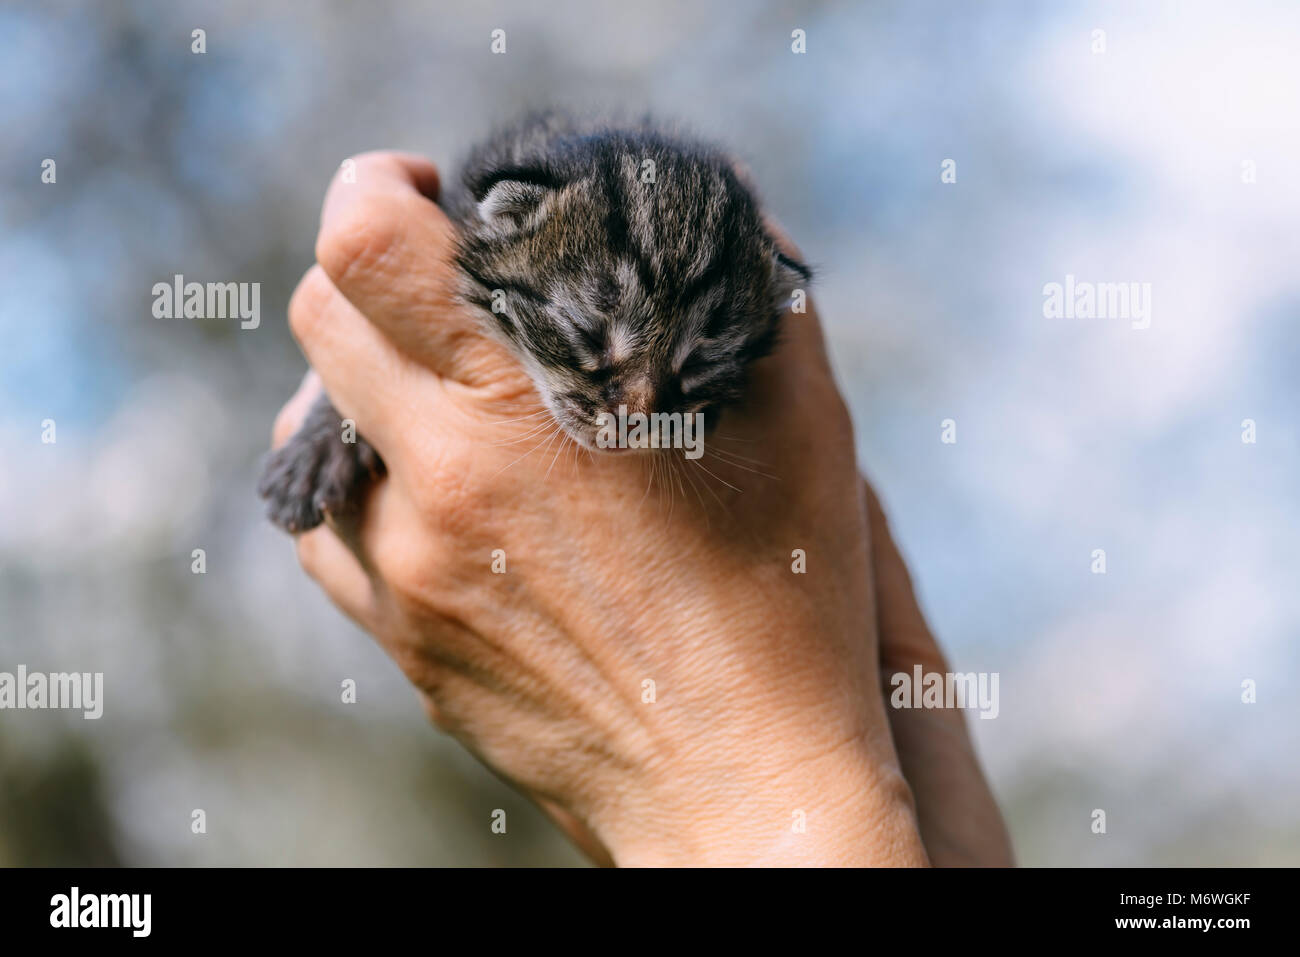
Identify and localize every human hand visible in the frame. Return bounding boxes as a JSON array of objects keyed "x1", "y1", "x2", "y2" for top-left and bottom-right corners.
[{"x1": 271, "y1": 150, "x2": 967, "y2": 866}]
